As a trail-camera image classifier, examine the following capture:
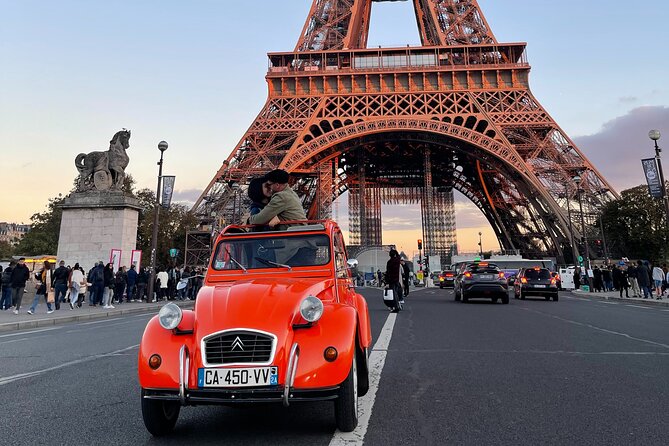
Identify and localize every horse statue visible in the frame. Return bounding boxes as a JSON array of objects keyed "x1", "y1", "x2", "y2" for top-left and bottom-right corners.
[{"x1": 75, "y1": 130, "x2": 131, "y2": 192}]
